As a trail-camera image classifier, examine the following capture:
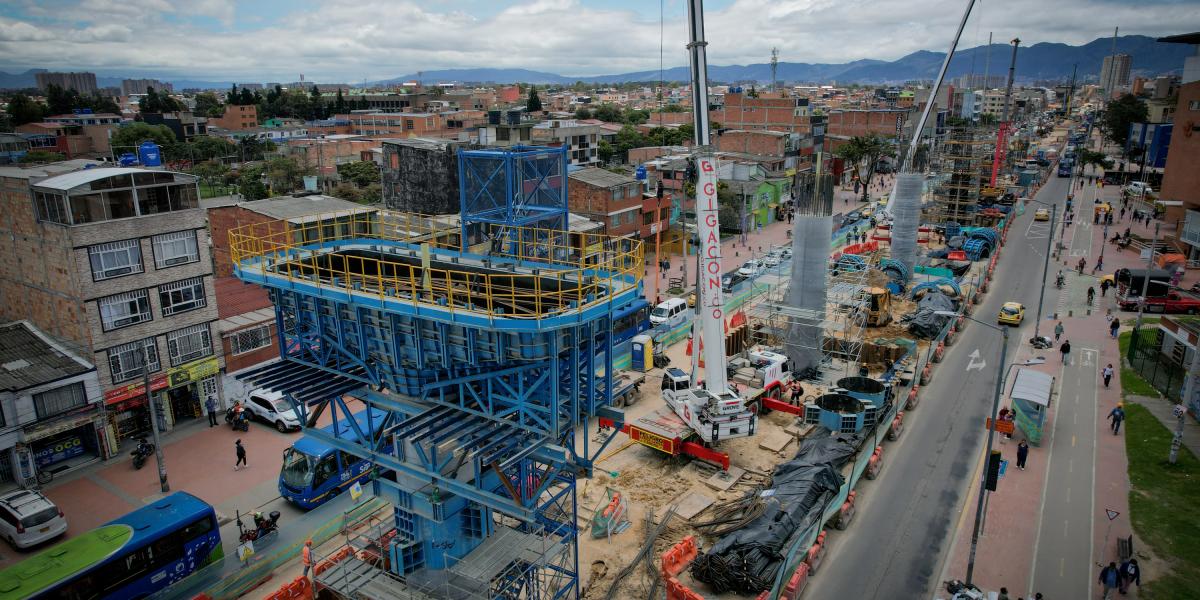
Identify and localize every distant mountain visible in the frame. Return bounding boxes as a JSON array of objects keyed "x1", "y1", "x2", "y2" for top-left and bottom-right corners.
[
  {"x1": 377, "y1": 34, "x2": 1192, "y2": 86},
  {"x1": 0, "y1": 68, "x2": 45, "y2": 90}
]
